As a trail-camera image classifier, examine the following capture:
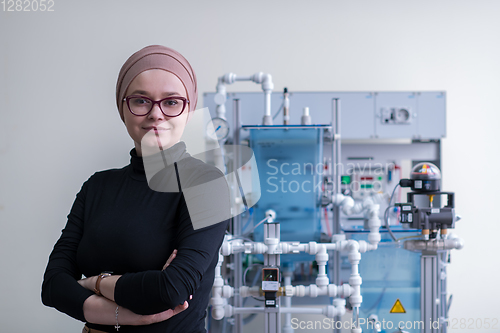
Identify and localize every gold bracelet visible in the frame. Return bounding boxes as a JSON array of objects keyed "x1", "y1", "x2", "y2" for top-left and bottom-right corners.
[{"x1": 93, "y1": 272, "x2": 112, "y2": 296}]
